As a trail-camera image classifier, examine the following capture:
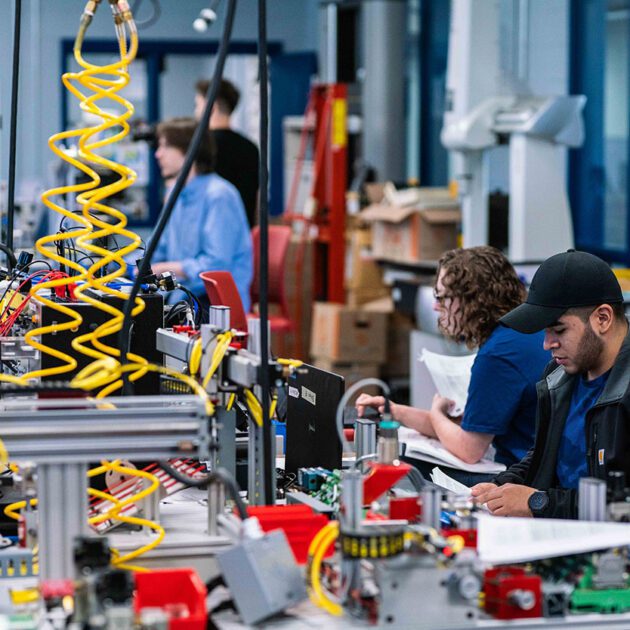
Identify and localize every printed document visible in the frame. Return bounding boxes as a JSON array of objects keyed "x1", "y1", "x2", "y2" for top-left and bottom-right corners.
[
  {"x1": 419, "y1": 349, "x2": 476, "y2": 416},
  {"x1": 399, "y1": 427, "x2": 506, "y2": 474}
]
